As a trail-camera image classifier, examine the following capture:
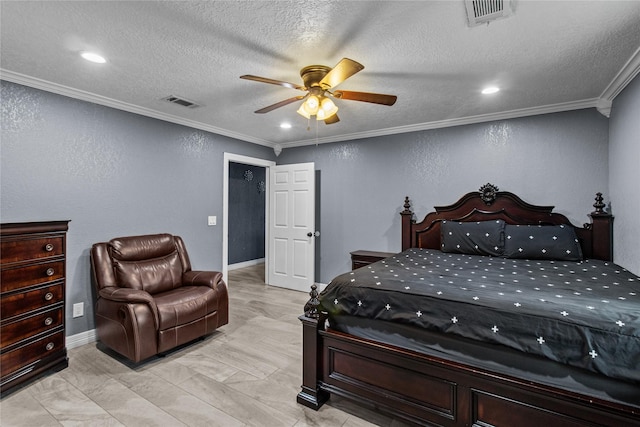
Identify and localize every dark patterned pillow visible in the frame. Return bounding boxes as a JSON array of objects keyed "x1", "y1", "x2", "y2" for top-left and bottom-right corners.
[
  {"x1": 441, "y1": 220, "x2": 505, "y2": 256},
  {"x1": 503, "y1": 224, "x2": 583, "y2": 261}
]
